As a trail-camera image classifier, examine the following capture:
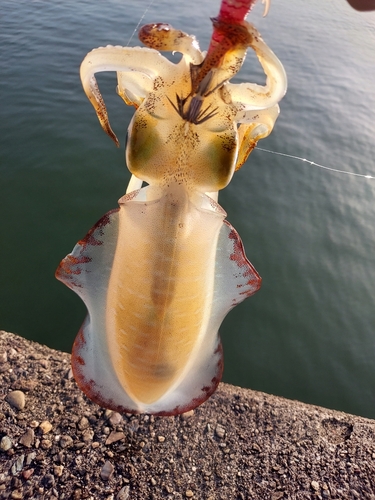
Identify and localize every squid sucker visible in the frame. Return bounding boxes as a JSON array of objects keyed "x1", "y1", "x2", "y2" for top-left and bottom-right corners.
[{"x1": 56, "y1": 0, "x2": 287, "y2": 415}]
